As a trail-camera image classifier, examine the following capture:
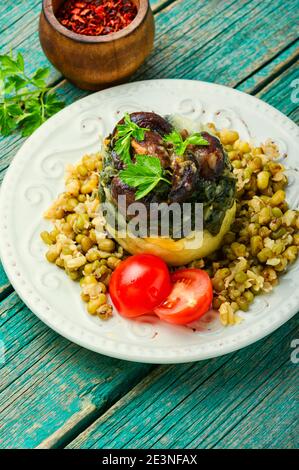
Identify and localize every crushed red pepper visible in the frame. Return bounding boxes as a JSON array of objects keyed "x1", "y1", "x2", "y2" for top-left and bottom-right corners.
[{"x1": 56, "y1": 0, "x2": 138, "y2": 36}]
